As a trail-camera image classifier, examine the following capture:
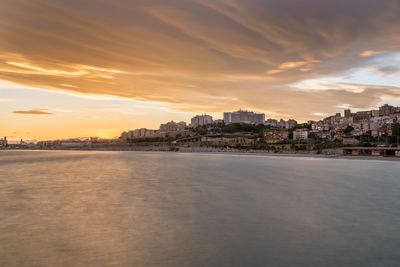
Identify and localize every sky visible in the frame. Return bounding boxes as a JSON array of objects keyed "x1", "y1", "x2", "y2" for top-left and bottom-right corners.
[{"x1": 1, "y1": 0, "x2": 400, "y2": 140}]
